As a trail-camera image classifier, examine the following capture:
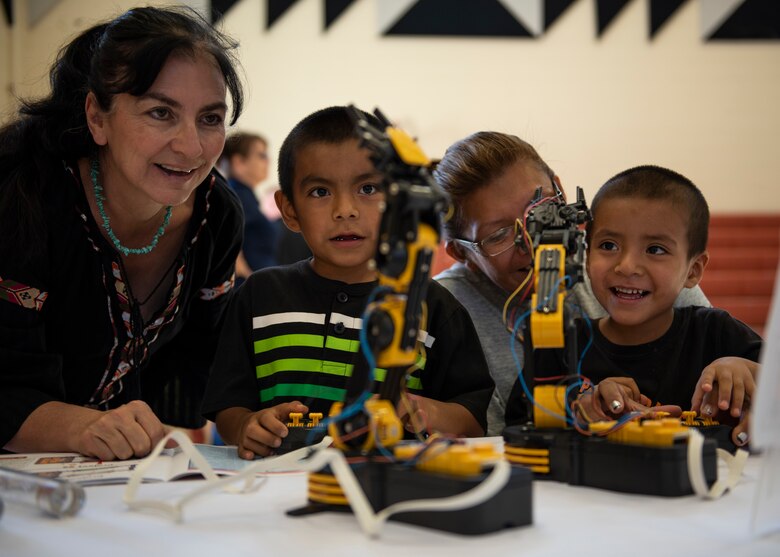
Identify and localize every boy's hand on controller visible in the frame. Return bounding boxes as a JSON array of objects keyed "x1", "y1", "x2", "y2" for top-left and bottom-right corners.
[
  {"x1": 237, "y1": 401, "x2": 308, "y2": 459},
  {"x1": 691, "y1": 357, "x2": 757, "y2": 447},
  {"x1": 580, "y1": 377, "x2": 681, "y2": 420}
]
